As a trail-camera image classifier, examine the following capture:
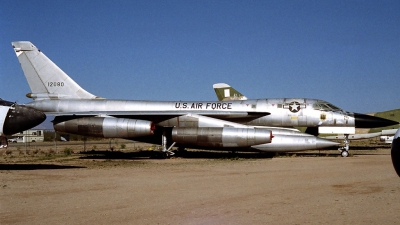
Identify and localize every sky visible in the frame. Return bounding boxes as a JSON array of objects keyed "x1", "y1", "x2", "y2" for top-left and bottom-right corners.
[{"x1": 1, "y1": 0, "x2": 399, "y2": 113}]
